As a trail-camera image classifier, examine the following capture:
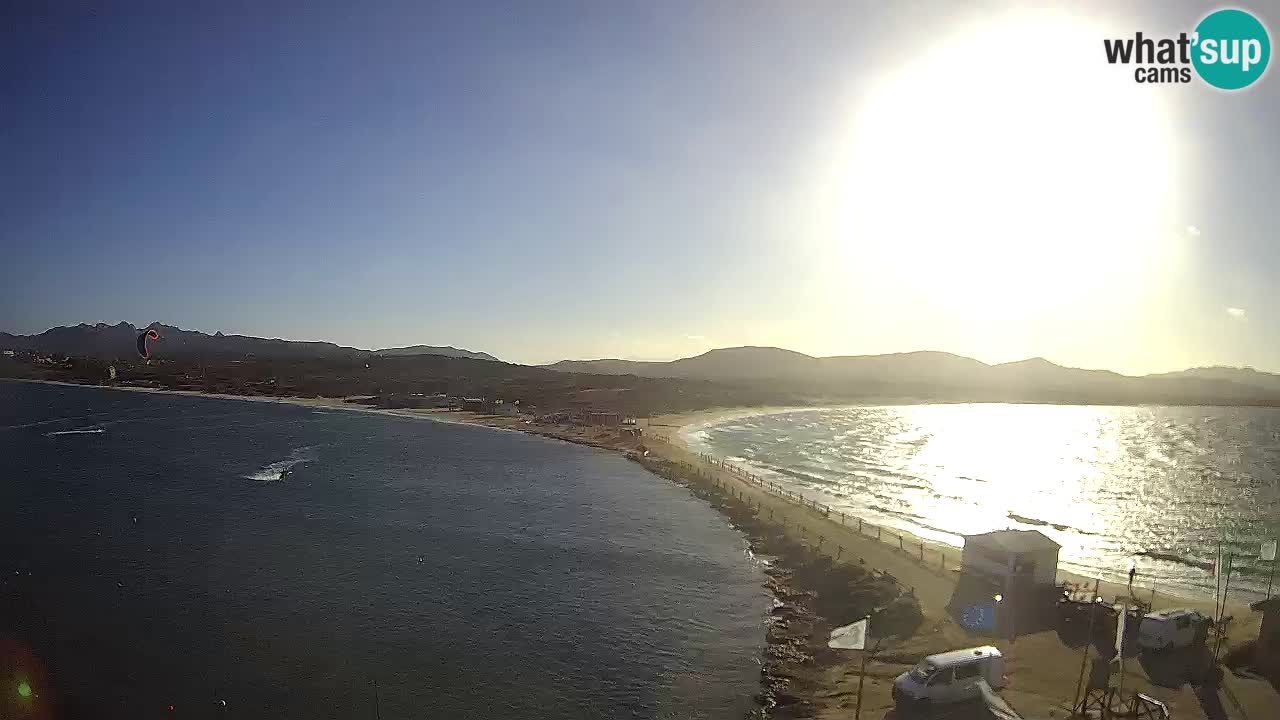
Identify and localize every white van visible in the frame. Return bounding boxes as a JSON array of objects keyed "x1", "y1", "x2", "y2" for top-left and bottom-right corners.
[
  {"x1": 892, "y1": 646, "x2": 1007, "y2": 707},
  {"x1": 1137, "y1": 608, "x2": 1209, "y2": 651}
]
